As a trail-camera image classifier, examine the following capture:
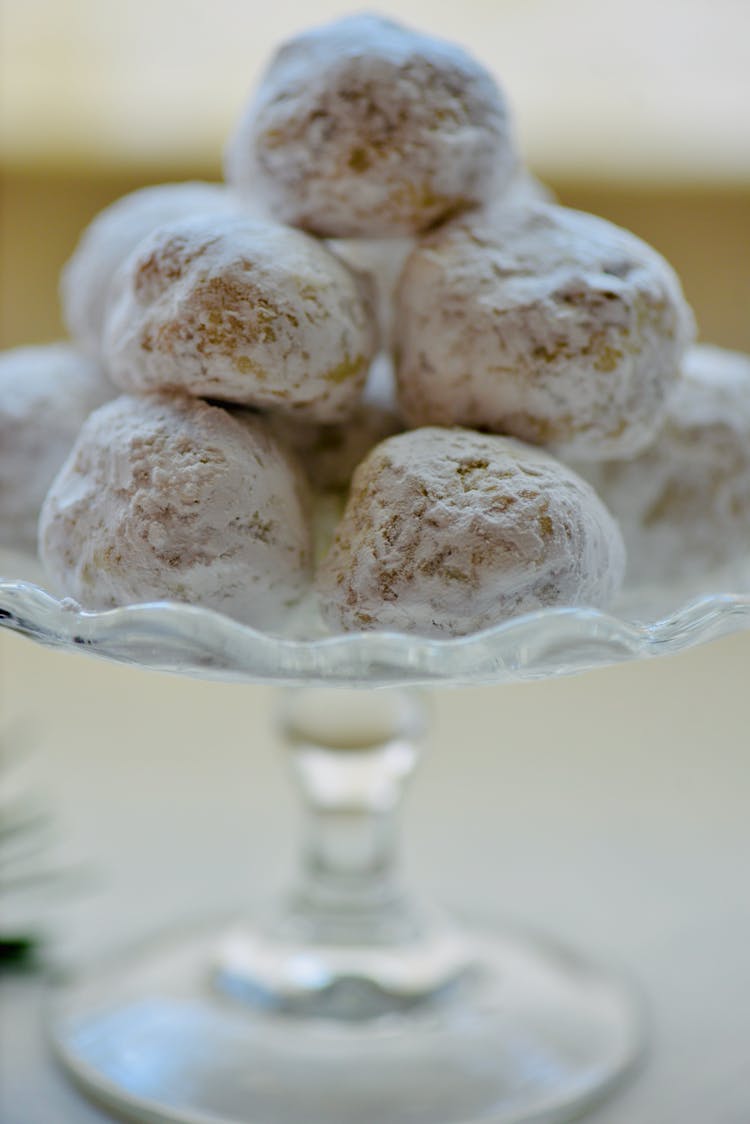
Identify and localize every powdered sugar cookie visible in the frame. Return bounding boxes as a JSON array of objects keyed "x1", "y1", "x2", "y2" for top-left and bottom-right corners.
[
  {"x1": 104, "y1": 214, "x2": 377, "y2": 422},
  {"x1": 226, "y1": 13, "x2": 517, "y2": 237},
  {"x1": 575, "y1": 344, "x2": 750, "y2": 585},
  {"x1": 316, "y1": 427, "x2": 625, "y2": 636},
  {"x1": 39, "y1": 394, "x2": 313, "y2": 629},
  {"x1": 61, "y1": 182, "x2": 241, "y2": 357},
  {"x1": 0, "y1": 343, "x2": 113, "y2": 550},
  {"x1": 396, "y1": 203, "x2": 694, "y2": 460}
]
